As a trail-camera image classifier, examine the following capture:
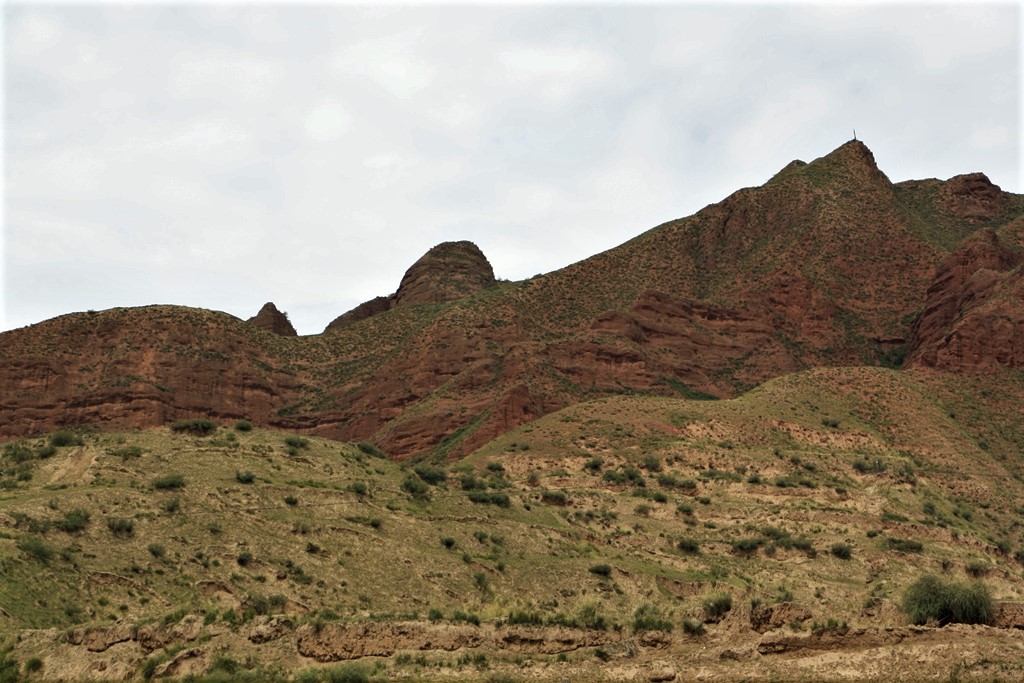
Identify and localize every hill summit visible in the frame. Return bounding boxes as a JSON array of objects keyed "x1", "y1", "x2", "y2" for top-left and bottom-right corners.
[{"x1": 325, "y1": 240, "x2": 496, "y2": 332}]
